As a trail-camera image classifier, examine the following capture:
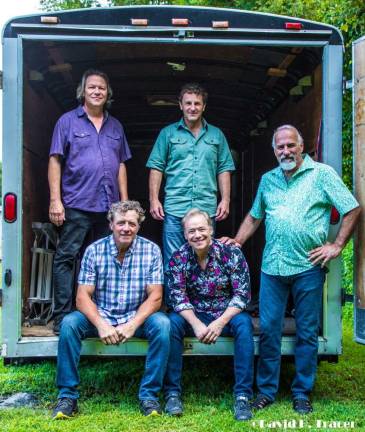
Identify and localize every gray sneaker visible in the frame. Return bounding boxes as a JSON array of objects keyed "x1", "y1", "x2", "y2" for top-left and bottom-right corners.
[
  {"x1": 234, "y1": 395, "x2": 252, "y2": 421},
  {"x1": 165, "y1": 395, "x2": 183, "y2": 416}
]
